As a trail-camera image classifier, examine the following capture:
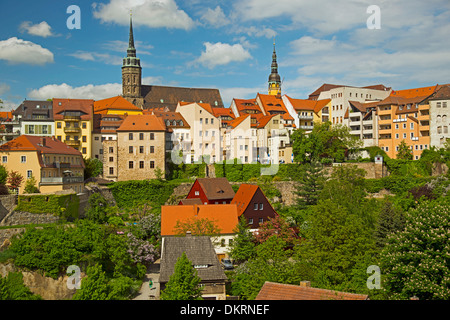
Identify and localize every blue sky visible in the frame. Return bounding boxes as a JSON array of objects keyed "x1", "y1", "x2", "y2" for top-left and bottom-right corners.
[{"x1": 1, "y1": 0, "x2": 450, "y2": 111}]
